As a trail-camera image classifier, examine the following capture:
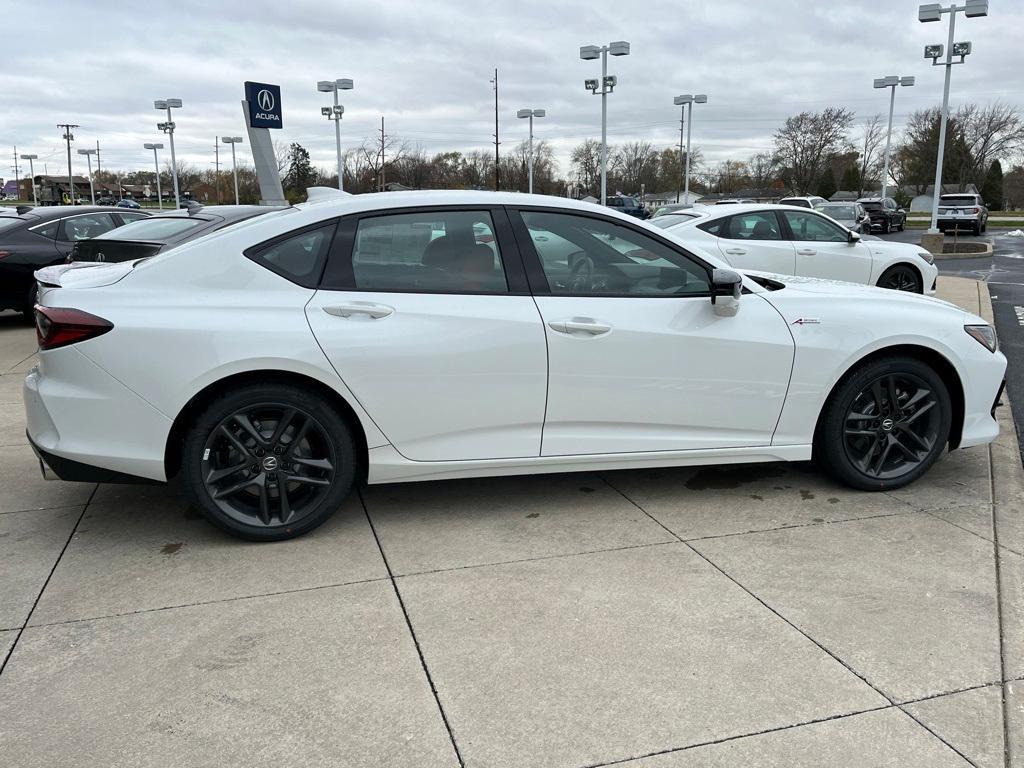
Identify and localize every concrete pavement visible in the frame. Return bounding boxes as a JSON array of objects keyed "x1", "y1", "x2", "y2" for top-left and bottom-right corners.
[{"x1": 0, "y1": 280, "x2": 1021, "y2": 767}]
